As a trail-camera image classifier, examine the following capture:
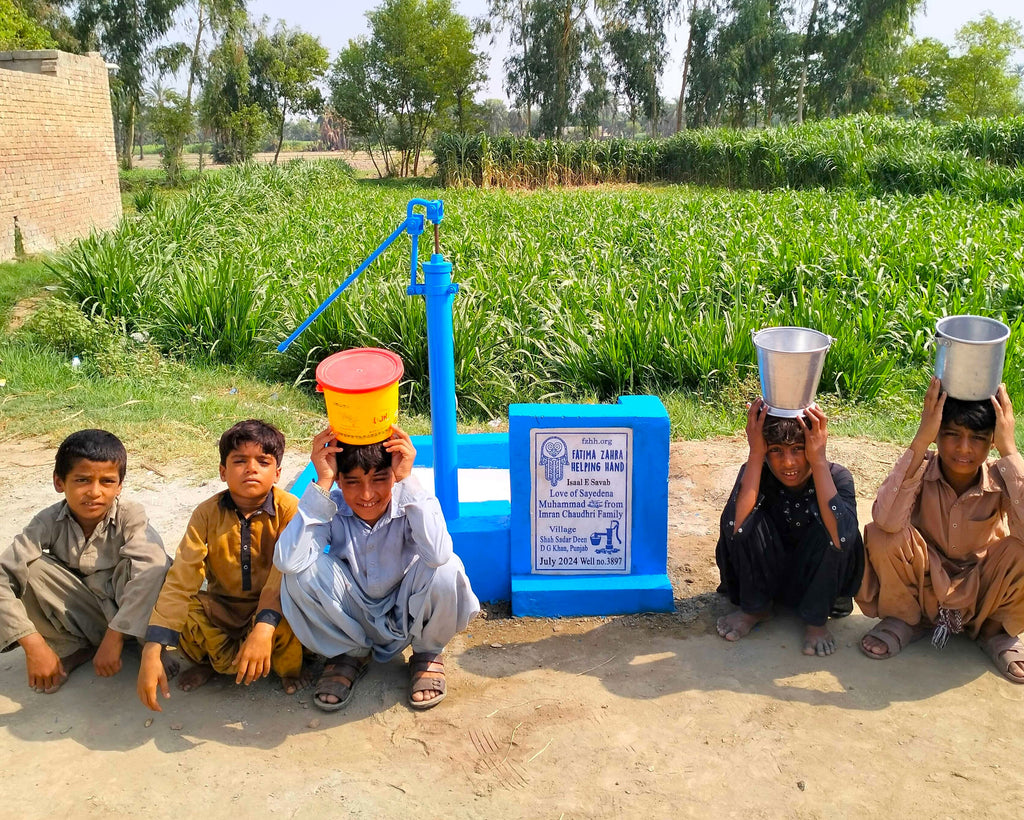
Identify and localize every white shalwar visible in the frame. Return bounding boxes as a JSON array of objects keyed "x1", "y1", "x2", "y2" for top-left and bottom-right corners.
[{"x1": 275, "y1": 477, "x2": 479, "y2": 661}]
